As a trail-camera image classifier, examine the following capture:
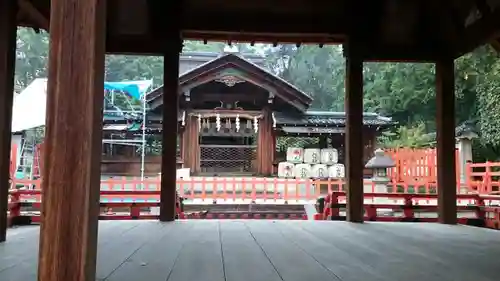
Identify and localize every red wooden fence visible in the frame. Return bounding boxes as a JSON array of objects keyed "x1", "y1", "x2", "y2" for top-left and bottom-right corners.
[
  {"x1": 385, "y1": 148, "x2": 460, "y2": 185},
  {"x1": 9, "y1": 145, "x2": 500, "y2": 194}
]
